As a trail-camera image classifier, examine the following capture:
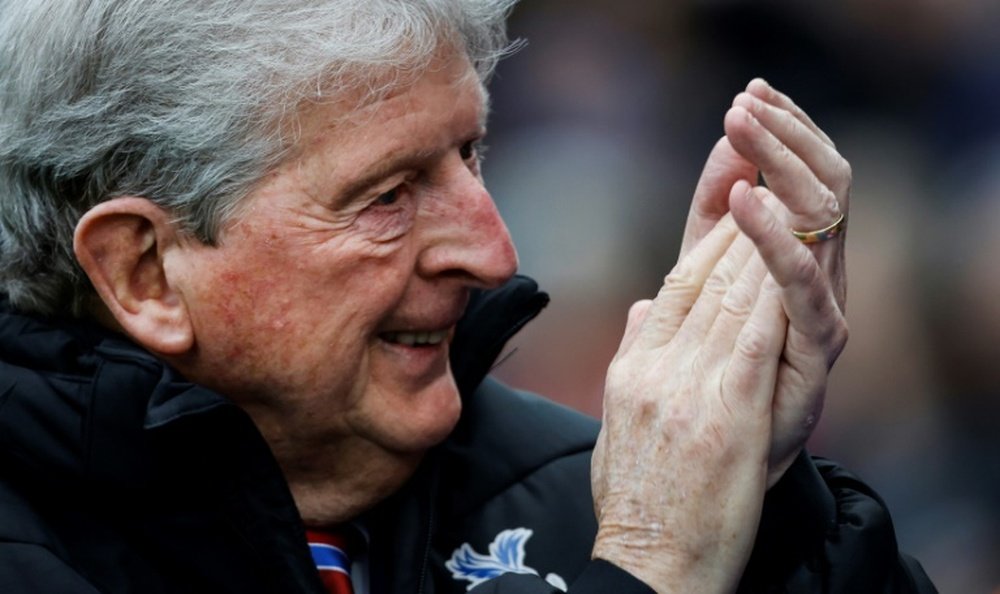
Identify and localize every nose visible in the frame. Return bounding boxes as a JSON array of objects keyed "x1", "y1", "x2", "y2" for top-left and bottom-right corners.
[{"x1": 416, "y1": 159, "x2": 518, "y2": 289}]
